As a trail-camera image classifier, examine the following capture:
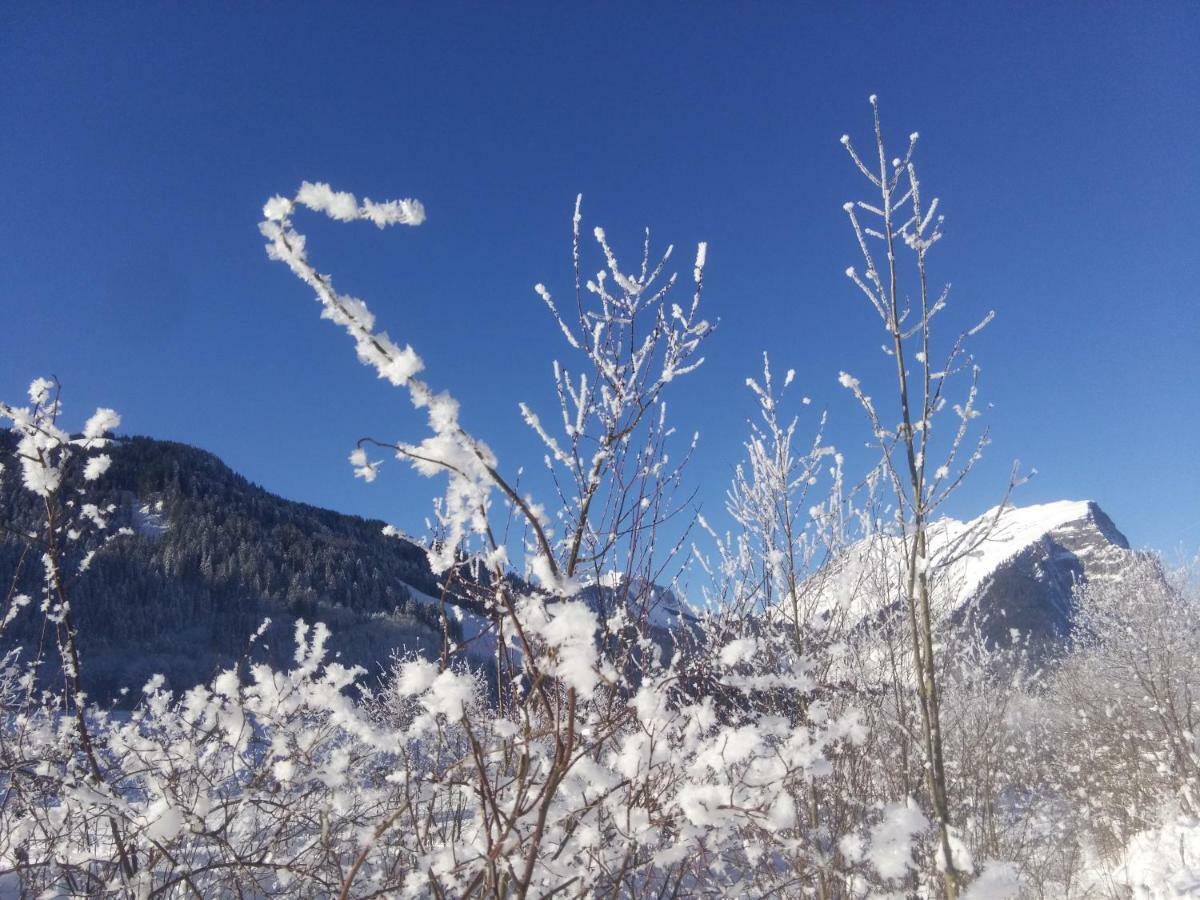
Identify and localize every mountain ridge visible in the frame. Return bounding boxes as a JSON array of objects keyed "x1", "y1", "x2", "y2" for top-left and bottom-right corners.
[
  {"x1": 807, "y1": 498, "x2": 1143, "y2": 655},
  {"x1": 956, "y1": 499, "x2": 1142, "y2": 651},
  {"x1": 0, "y1": 434, "x2": 1142, "y2": 698},
  {"x1": 0, "y1": 433, "x2": 453, "y2": 700}
]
